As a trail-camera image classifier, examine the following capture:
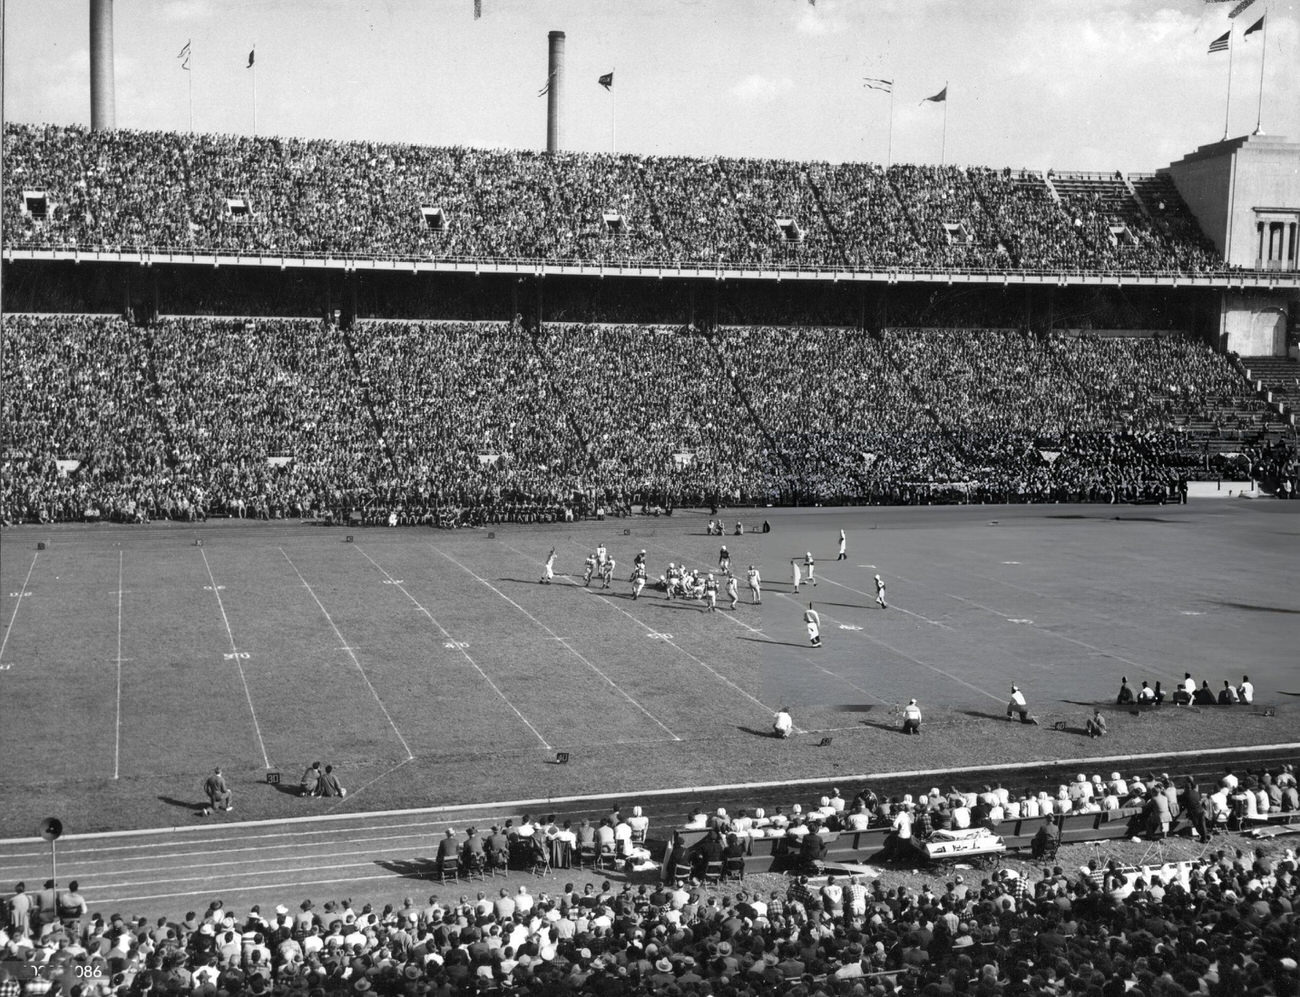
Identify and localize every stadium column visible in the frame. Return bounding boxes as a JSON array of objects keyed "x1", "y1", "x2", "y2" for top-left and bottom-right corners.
[
  {"x1": 89, "y1": 0, "x2": 116, "y2": 130},
  {"x1": 547, "y1": 31, "x2": 565, "y2": 154}
]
